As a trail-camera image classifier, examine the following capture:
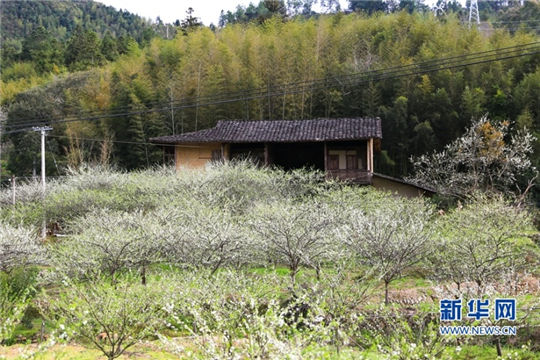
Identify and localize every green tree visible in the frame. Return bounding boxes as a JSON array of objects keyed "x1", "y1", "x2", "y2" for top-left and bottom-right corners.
[
  {"x1": 65, "y1": 26, "x2": 104, "y2": 71},
  {"x1": 20, "y1": 26, "x2": 63, "y2": 73},
  {"x1": 398, "y1": 0, "x2": 428, "y2": 13},
  {"x1": 1, "y1": 39, "x2": 22, "y2": 67},
  {"x1": 180, "y1": 7, "x2": 202, "y2": 35},
  {"x1": 101, "y1": 31, "x2": 119, "y2": 61},
  {"x1": 461, "y1": 86, "x2": 486, "y2": 122},
  {"x1": 6, "y1": 85, "x2": 65, "y2": 176},
  {"x1": 411, "y1": 120, "x2": 436, "y2": 156},
  {"x1": 349, "y1": 0, "x2": 388, "y2": 14},
  {"x1": 116, "y1": 35, "x2": 138, "y2": 55},
  {"x1": 361, "y1": 82, "x2": 381, "y2": 117},
  {"x1": 381, "y1": 96, "x2": 409, "y2": 175},
  {"x1": 107, "y1": 72, "x2": 157, "y2": 169}
]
